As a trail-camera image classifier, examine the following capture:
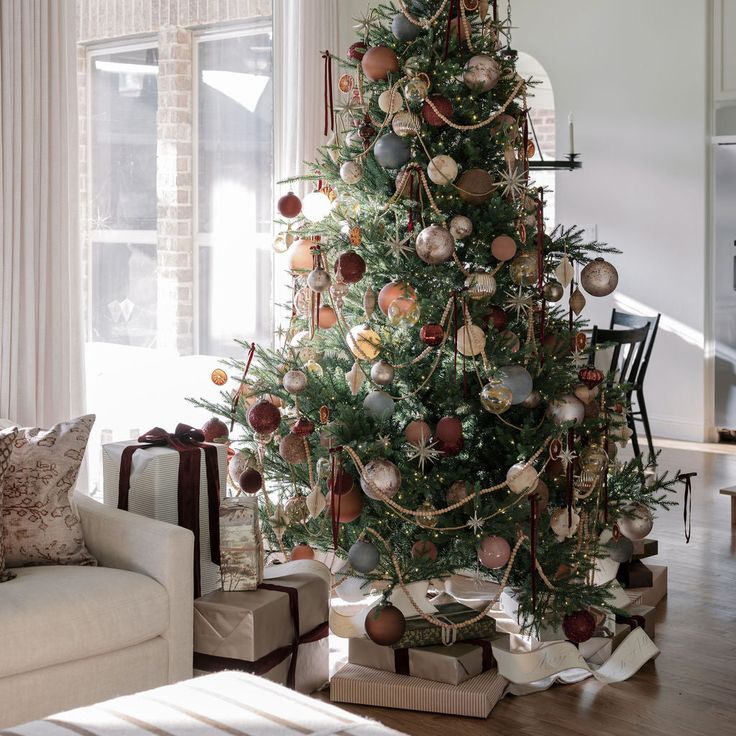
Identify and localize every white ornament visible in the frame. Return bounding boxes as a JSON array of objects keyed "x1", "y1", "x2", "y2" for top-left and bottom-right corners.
[
  {"x1": 305, "y1": 486, "x2": 327, "y2": 518},
  {"x1": 340, "y1": 160, "x2": 364, "y2": 185},
  {"x1": 550, "y1": 507, "x2": 581, "y2": 540},
  {"x1": 302, "y1": 190, "x2": 333, "y2": 222},
  {"x1": 449, "y1": 215, "x2": 473, "y2": 240},
  {"x1": 360, "y1": 458, "x2": 401, "y2": 499},
  {"x1": 346, "y1": 361, "x2": 366, "y2": 396},
  {"x1": 463, "y1": 54, "x2": 502, "y2": 93},
  {"x1": 456, "y1": 323, "x2": 487, "y2": 357},
  {"x1": 427, "y1": 155, "x2": 459, "y2": 185},
  {"x1": 555, "y1": 255, "x2": 574, "y2": 288},
  {"x1": 335, "y1": 575, "x2": 370, "y2": 603},
  {"x1": 506, "y1": 461, "x2": 539, "y2": 495},
  {"x1": 378, "y1": 88, "x2": 404, "y2": 115}
]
